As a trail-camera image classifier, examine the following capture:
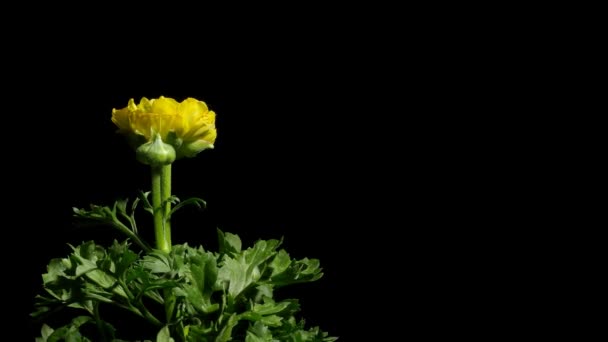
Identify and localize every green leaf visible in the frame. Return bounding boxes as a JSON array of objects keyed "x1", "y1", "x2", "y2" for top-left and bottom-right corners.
[
  {"x1": 274, "y1": 320, "x2": 338, "y2": 342},
  {"x1": 217, "y1": 229, "x2": 242, "y2": 255},
  {"x1": 115, "y1": 198, "x2": 140, "y2": 234},
  {"x1": 143, "y1": 252, "x2": 173, "y2": 274},
  {"x1": 240, "y1": 297, "x2": 295, "y2": 327},
  {"x1": 115, "y1": 198, "x2": 128, "y2": 214},
  {"x1": 253, "y1": 298, "x2": 297, "y2": 316},
  {"x1": 156, "y1": 326, "x2": 175, "y2": 342},
  {"x1": 168, "y1": 197, "x2": 206, "y2": 218},
  {"x1": 42, "y1": 259, "x2": 68, "y2": 284},
  {"x1": 74, "y1": 259, "x2": 97, "y2": 278},
  {"x1": 254, "y1": 284, "x2": 274, "y2": 303},
  {"x1": 69, "y1": 243, "x2": 128, "y2": 299},
  {"x1": 260, "y1": 315, "x2": 283, "y2": 327},
  {"x1": 35, "y1": 324, "x2": 54, "y2": 342},
  {"x1": 215, "y1": 313, "x2": 239, "y2": 342},
  {"x1": 138, "y1": 191, "x2": 154, "y2": 214},
  {"x1": 270, "y1": 257, "x2": 323, "y2": 287},
  {"x1": 175, "y1": 248, "x2": 220, "y2": 314},
  {"x1": 68, "y1": 299, "x2": 95, "y2": 312},
  {"x1": 46, "y1": 316, "x2": 93, "y2": 342},
  {"x1": 131, "y1": 195, "x2": 142, "y2": 213},
  {"x1": 84, "y1": 268, "x2": 120, "y2": 291},
  {"x1": 108, "y1": 240, "x2": 139, "y2": 276},
  {"x1": 73, "y1": 202, "x2": 151, "y2": 251},
  {"x1": 184, "y1": 324, "x2": 213, "y2": 341},
  {"x1": 245, "y1": 321, "x2": 276, "y2": 342},
  {"x1": 269, "y1": 250, "x2": 291, "y2": 276},
  {"x1": 218, "y1": 238, "x2": 281, "y2": 299},
  {"x1": 73, "y1": 204, "x2": 114, "y2": 223},
  {"x1": 31, "y1": 305, "x2": 51, "y2": 319}
]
